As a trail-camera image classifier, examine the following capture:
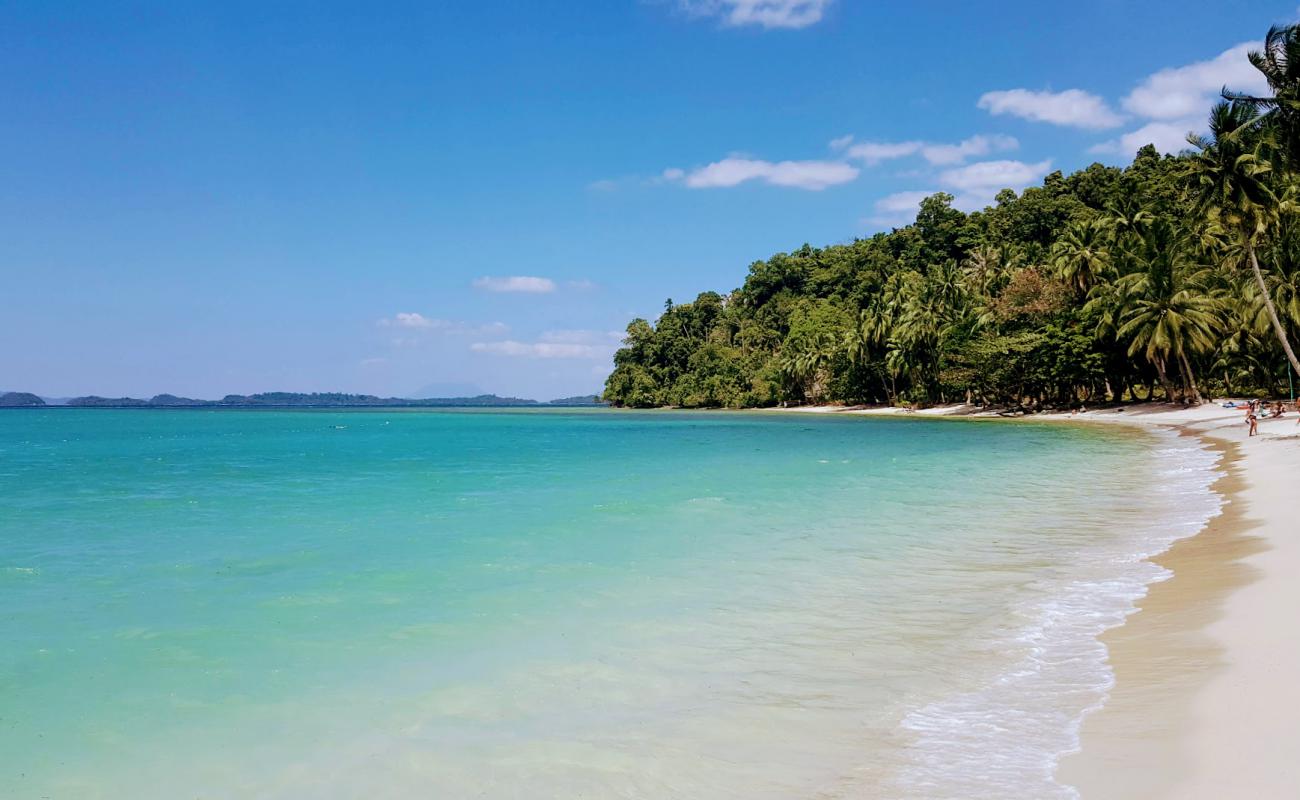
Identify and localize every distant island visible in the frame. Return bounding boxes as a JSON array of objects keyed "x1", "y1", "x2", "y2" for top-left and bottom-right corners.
[
  {"x1": 0, "y1": 392, "x2": 45, "y2": 407},
  {"x1": 0, "y1": 392, "x2": 606, "y2": 409}
]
